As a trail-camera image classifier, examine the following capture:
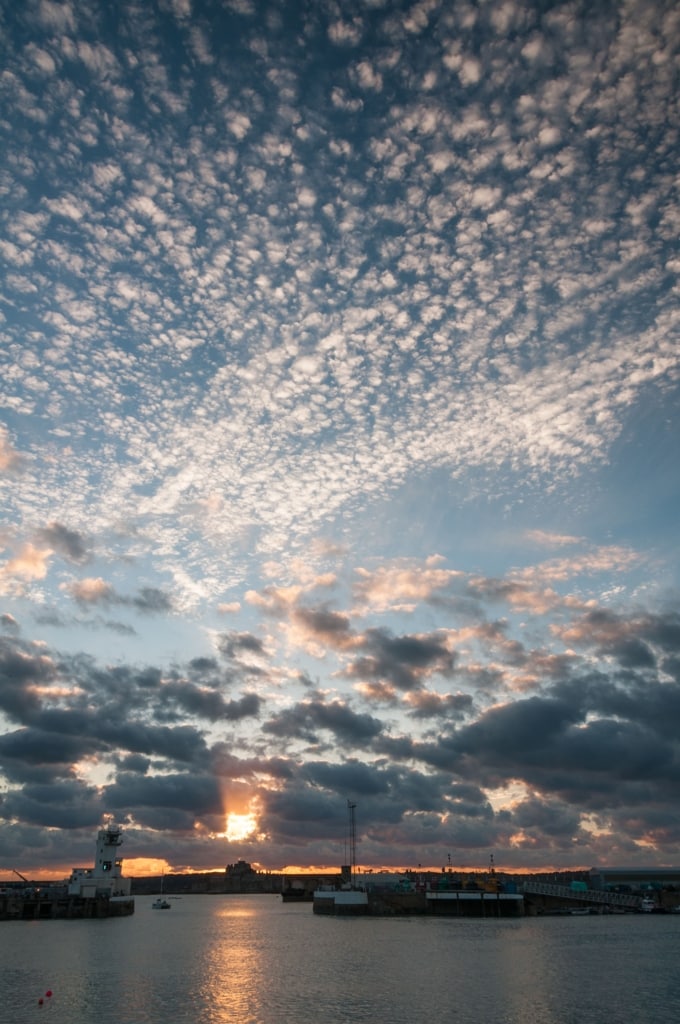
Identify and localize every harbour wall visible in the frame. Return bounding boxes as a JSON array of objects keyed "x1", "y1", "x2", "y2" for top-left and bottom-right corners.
[
  {"x1": 313, "y1": 890, "x2": 525, "y2": 917},
  {"x1": 0, "y1": 893, "x2": 134, "y2": 920}
]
